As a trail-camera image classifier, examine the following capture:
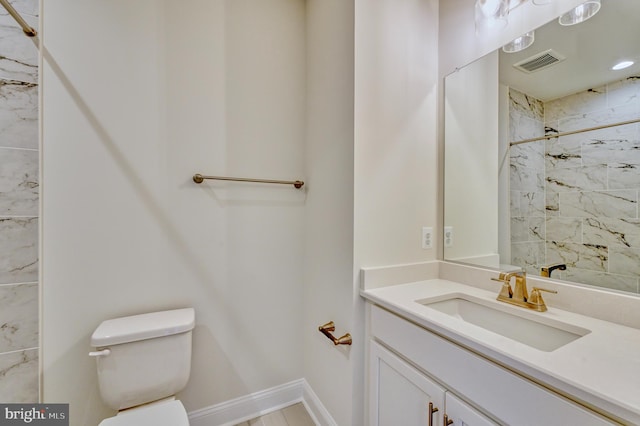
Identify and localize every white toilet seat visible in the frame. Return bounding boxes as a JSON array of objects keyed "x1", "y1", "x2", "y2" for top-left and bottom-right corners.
[{"x1": 99, "y1": 400, "x2": 189, "y2": 426}]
